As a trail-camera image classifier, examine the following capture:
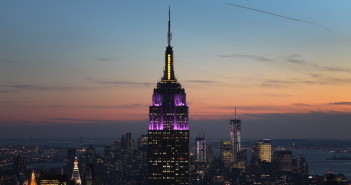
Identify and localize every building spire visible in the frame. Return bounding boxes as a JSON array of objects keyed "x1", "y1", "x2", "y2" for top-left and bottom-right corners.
[
  {"x1": 168, "y1": 6, "x2": 172, "y2": 47},
  {"x1": 234, "y1": 107, "x2": 237, "y2": 119},
  {"x1": 162, "y1": 6, "x2": 176, "y2": 81}
]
